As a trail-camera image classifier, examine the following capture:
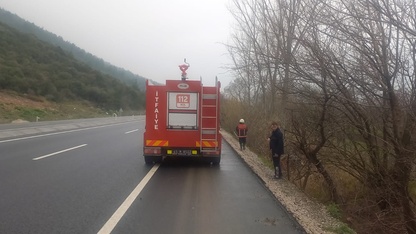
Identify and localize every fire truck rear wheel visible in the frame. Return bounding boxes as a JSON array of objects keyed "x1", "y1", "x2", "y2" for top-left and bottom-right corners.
[
  {"x1": 144, "y1": 156, "x2": 162, "y2": 164},
  {"x1": 210, "y1": 157, "x2": 221, "y2": 165}
]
